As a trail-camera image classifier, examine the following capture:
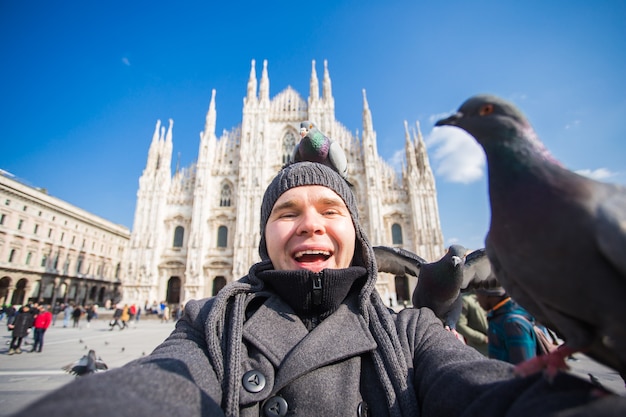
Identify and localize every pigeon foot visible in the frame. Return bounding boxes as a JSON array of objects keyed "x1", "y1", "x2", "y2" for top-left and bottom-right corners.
[{"x1": 514, "y1": 344, "x2": 577, "y2": 382}]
